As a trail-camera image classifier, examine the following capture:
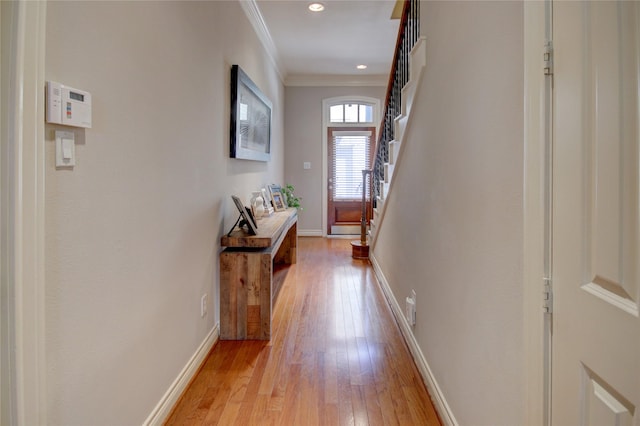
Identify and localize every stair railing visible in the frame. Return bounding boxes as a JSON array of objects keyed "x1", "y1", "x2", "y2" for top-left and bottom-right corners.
[
  {"x1": 370, "y1": 0, "x2": 420, "y2": 205},
  {"x1": 359, "y1": 169, "x2": 373, "y2": 246}
]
